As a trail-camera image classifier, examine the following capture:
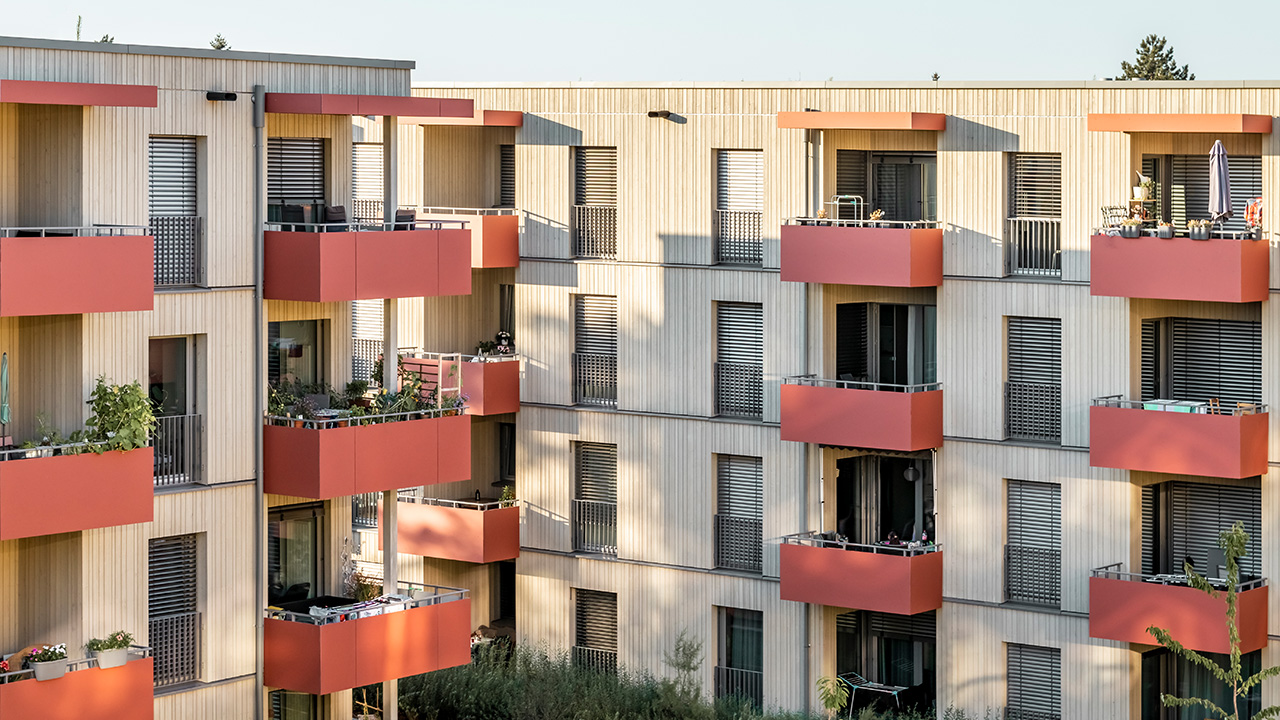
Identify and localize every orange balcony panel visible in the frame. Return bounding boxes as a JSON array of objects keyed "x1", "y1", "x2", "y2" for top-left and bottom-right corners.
[
  {"x1": 394, "y1": 502, "x2": 521, "y2": 563},
  {"x1": 777, "y1": 112, "x2": 946, "y2": 131},
  {"x1": 1089, "y1": 576, "x2": 1268, "y2": 653},
  {"x1": 781, "y1": 383, "x2": 942, "y2": 451},
  {"x1": 1087, "y1": 113, "x2": 1273, "y2": 134},
  {"x1": 0, "y1": 448, "x2": 153, "y2": 540},
  {"x1": 780, "y1": 225, "x2": 942, "y2": 287},
  {"x1": 400, "y1": 109, "x2": 524, "y2": 127},
  {"x1": 0, "y1": 235, "x2": 154, "y2": 316},
  {"x1": 264, "y1": 599, "x2": 472, "y2": 694},
  {"x1": 0, "y1": 657, "x2": 154, "y2": 719},
  {"x1": 0, "y1": 79, "x2": 158, "y2": 107},
  {"x1": 265, "y1": 93, "x2": 473, "y2": 118},
  {"x1": 780, "y1": 542, "x2": 942, "y2": 614},
  {"x1": 1090, "y1": 234, "x2": 1268, "y2": 302},
  {"x1": 1089, "y1": 405, "x2": 1268, "y2": 479},
  {"x1": 462, "y1": 361, "x2": 520, "y2": 416}
]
